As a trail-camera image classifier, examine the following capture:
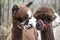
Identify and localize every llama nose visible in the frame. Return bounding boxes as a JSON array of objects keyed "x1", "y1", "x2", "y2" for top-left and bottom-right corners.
[
  {"x1": 36, "y1": 19, "x2": 47, "y2": 30},
  {"x1": 36, "y1": 20, "x2": 43, "y2": 30}
]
